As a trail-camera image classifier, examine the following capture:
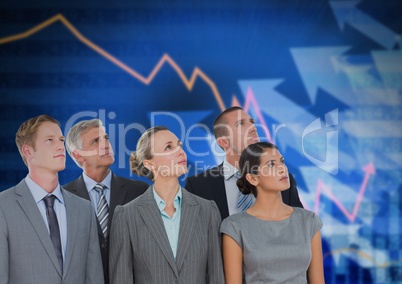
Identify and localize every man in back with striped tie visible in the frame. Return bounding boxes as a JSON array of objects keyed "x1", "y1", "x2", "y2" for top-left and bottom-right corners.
[
  {"x1": 185, "y1": 106, "x2": 304, "y2": 220},
  {"x1": 64, "y1": 119, "x2": 149, "y2": 284}
]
